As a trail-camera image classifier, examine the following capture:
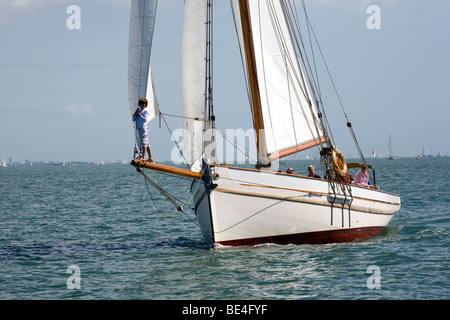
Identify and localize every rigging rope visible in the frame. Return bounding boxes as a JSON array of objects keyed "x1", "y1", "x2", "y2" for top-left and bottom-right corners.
[
  {"x1": 299, "y1": 0, "x2": 349, "y2": 124},
  {"x1": 282, "y1": 0, "x2": 327, "y2": 147},
  {"x1": 140, "y1": 169, "x2": 184, "y2": 213},
  {"x1": 297, "y1": 0, "x2": 371, "y2": 186},
  {"x1": 139, "y1": 168, "x2": 215, "y2": 241},
  {"x1": 271, "y1": 1, "x2": 322, "y2": 152},
  {"x1": 158, "y1": 112, "x2": 190, "y2": 168}
]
